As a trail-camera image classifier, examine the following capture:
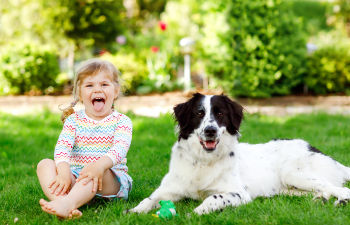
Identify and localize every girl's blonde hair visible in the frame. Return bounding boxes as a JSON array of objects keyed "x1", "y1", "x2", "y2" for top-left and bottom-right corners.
[{"x1": 60, "y1": 58, "x2": 121, "y2": 123}]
